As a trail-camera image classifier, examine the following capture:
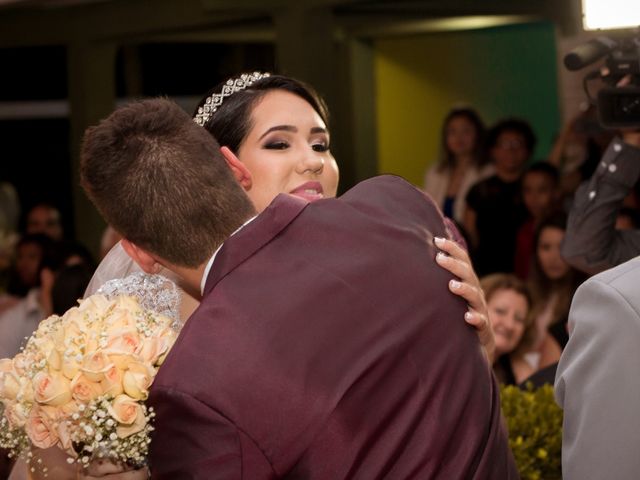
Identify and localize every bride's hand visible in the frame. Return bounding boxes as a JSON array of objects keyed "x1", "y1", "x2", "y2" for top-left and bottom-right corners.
[
  {"x1": 434, "y1": 236, "x2": 495, "y2": 363},
  {"x1": 77, "y1": 459, "x2": 149, "y2": 479}
]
